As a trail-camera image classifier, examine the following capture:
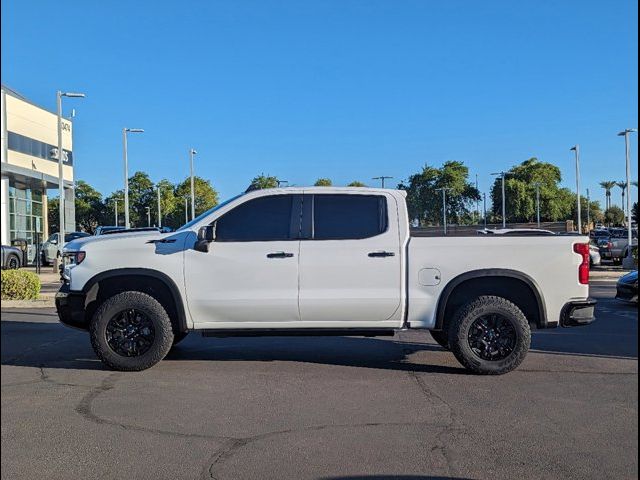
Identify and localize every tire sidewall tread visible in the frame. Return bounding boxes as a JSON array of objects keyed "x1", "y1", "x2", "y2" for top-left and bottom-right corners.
[
  {"x1": 90, "y1": 291, "x2": 174, "y2": 371},
  {"x1": 448, "y1": 295, "x2": 531, "y2": 375}
]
